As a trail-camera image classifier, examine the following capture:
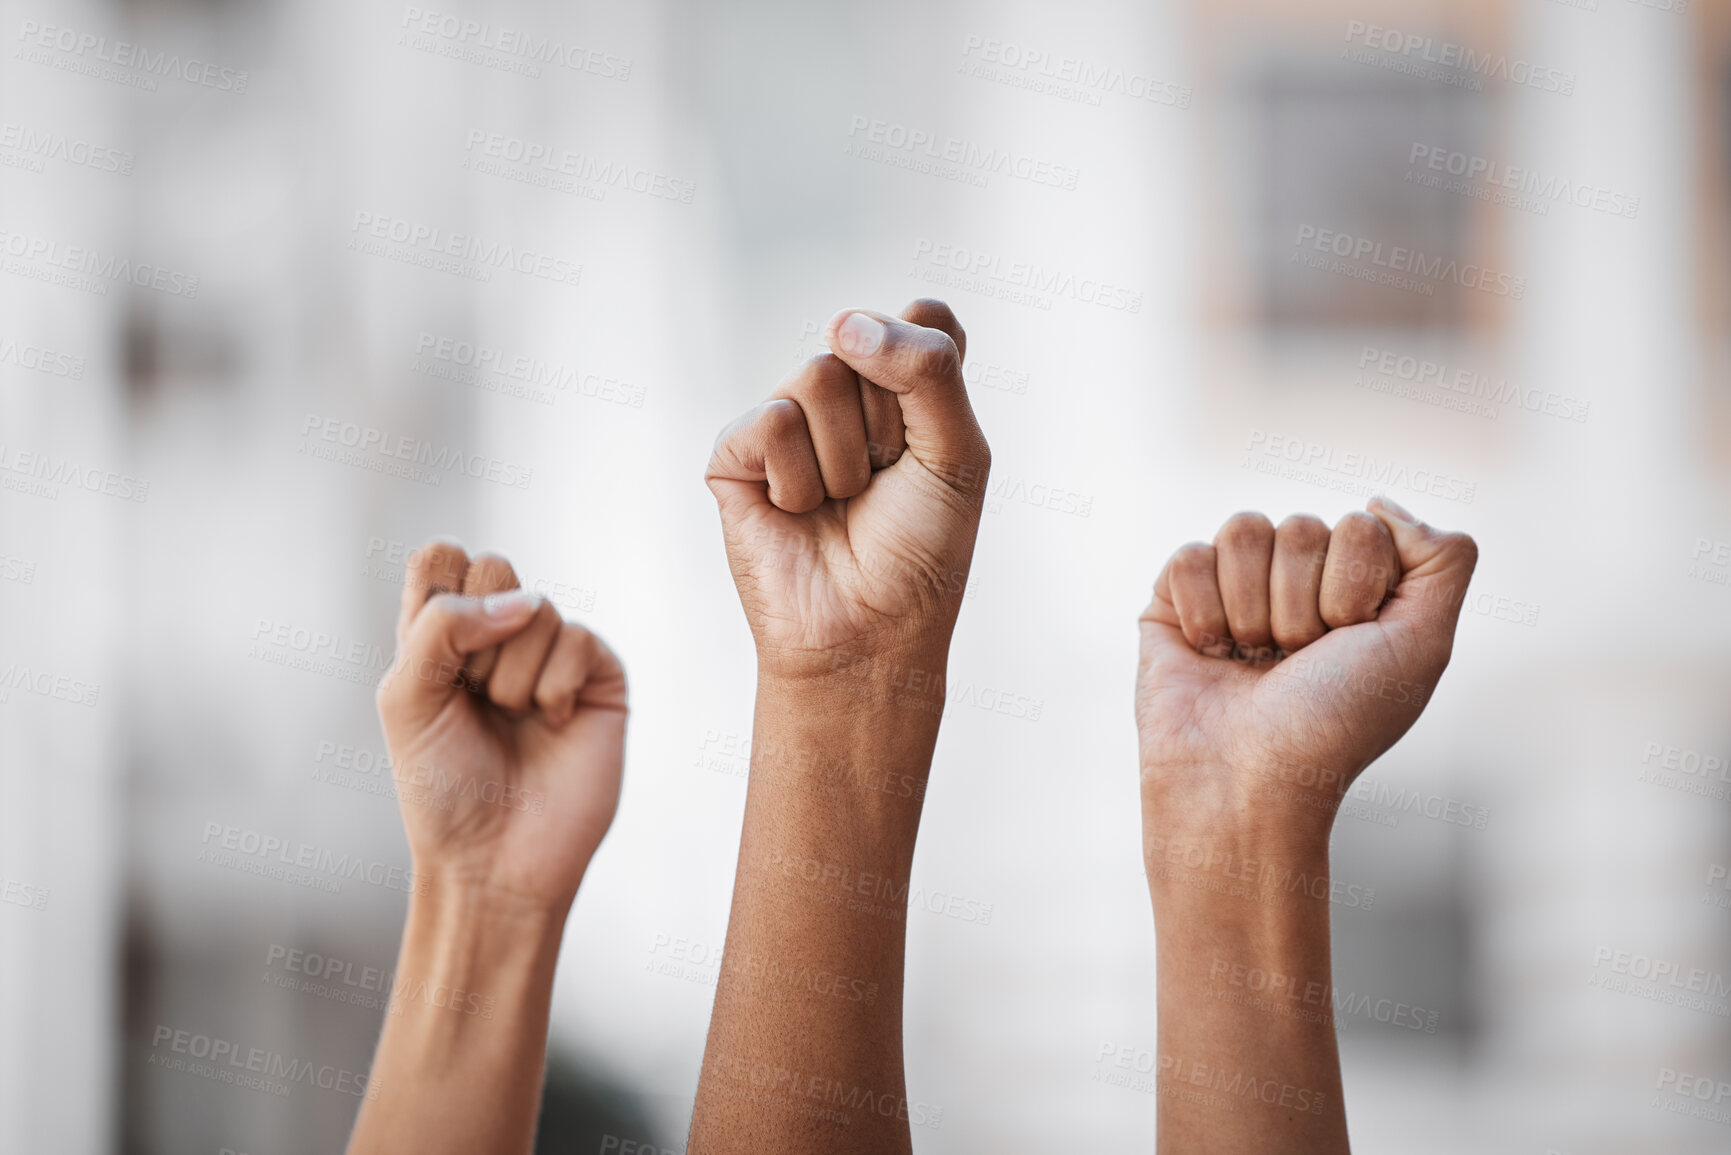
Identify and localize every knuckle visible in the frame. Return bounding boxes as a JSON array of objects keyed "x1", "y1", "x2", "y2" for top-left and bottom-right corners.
[
  {"x1": 908, "y1": 295, "x2": 955, "y2": 317},
  {"x1": 1172, "y1": 542, "x2": 1215, "y2": 573},
  {"x1": 1332, "y1": 510, "x2": 1384, "y2": 542},
  {"x1": 908, "y1": 335, "x2": 961, "y2": 381},
  {"x1": 1278, "y1": 513, "x2": 1330, "y2": 546},
  {"x1": 1215, "y1": 511, "x2": 1274, "y2": 549},
  {"x1": 463, "y1": 553, "x2": 515, "y2": 590},
  {"x1": 411, "y1": 542, "x2": 466, "y2": 585},
  {"x1": 1446, "y1": 531, "x2": 1480, "y2": 569},
  {"x1": 762, "y1": 398, "x2": 806, "y2": 437},
  {"x1": 787, "y1": 353, "x2": 854, "y2": 400},
  {"x1": 908, "y1": 296, "x2": 963, "y2": 337}
]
